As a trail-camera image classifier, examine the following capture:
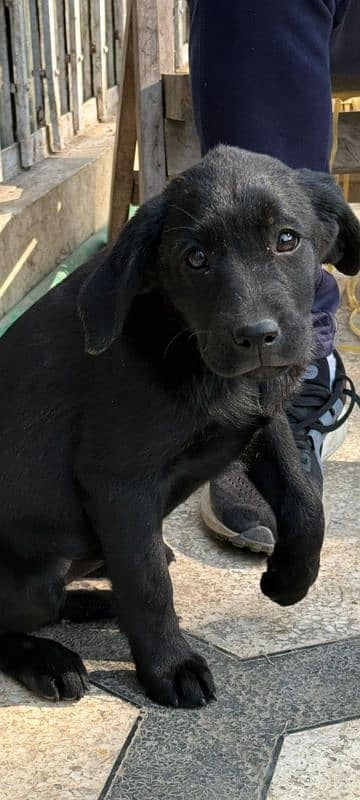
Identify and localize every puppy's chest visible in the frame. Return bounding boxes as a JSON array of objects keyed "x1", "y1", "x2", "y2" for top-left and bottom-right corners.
[{"x1": 174, "y1": 395, "x2": 260, "y2": 468}]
